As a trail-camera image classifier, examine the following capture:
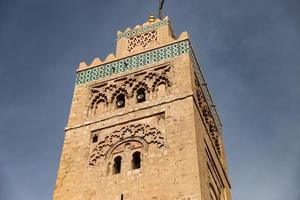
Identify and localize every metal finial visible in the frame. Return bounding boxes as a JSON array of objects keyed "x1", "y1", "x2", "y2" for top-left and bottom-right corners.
[
  {"x1": 159, "y1": 0, "x2": 165, "y2": 19},
  {"x1": 148, "y1": 14, "x2": 156, "y2": 22}
]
